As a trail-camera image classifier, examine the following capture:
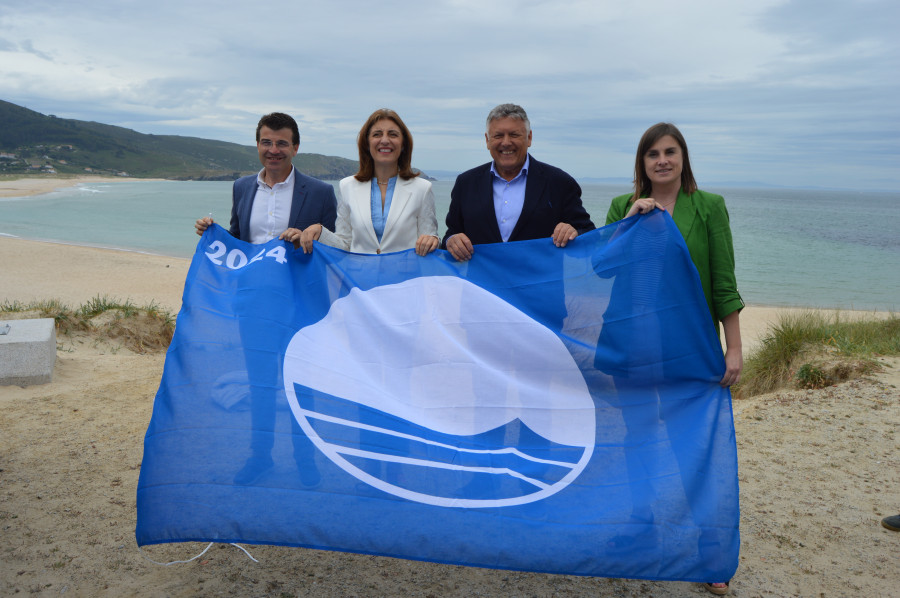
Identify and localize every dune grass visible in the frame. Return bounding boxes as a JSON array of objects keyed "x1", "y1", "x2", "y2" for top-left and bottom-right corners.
[
  {"x1": 1, "y1": 296, "x2": 175, "y2": 352},
  {"x1": 735, "y1": 311, "x2": 899, "y2": 397}
]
